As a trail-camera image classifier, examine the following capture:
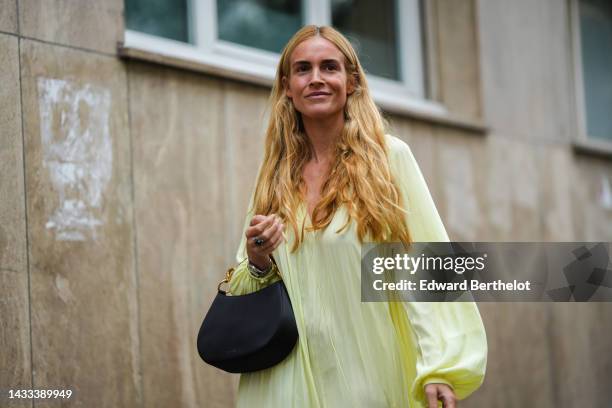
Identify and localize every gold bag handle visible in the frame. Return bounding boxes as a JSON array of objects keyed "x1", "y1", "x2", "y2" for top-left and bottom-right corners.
[{"x1": 217, "y1": 266, "x2": 236, "y2": 293}]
